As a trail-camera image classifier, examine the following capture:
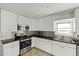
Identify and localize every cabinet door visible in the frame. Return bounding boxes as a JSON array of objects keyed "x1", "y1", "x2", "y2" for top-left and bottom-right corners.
[
  {"x1": 37, "y1": 19, "x2": 44, "y2": 31},
  {"x1": 4, "y1": 42, "x2": 12, "y2": 56},
  {"x1": 31, "y1": 37, "x2": 35, "y2": 47},
  {"x1": 11, "y1": 41, "x2": 19, "y2": 56},
  {"x1": 32, "y1": 37, "x2": 52, "y2": 54},
  {"x1": 75, "y1": 9, "x2": 79, "y2": 33},
  {"x1": 8, "y1": 13, "x2": 17, "y2": 32},
  {"x1": 38, "y1": 38, "x2": 45, "y2": 50},
  {"x1": 17, "y1": 15, "x2": 25, "y2": 25},
  {"x1": 1, "y1": 9, "x2": 17, "y2": 32},
  {"x1": 43, "y1": 39, "x2": 51, "y2": 53},
  {"x1": 31, "y1": 37, "x2": 39, "y2": 48},
  {"x1": 53, "y1": 43, "x2": 61, "y2": 56},
  {"x1": 35, "y1": 38, "x2": 39, "y2": 48},
  {"x1": 41, "y1": 18, "x2": 52, "y2": 31},
  {"x1": 3, "y1": 41, "x2": 19, "y2": 56},
  {"x1": 52, "y1": 41, "x2": 62, "y2": 56},
  {"x1": 4, "y1": 46, "x2": 12, "y2": 56},
  {"x1": 30, "y1": 19, "x2": 44, "y2": 31},
  {"x1": 4, "y1": 46, "x2": 19, "y2": 56},
  {"x1": 62, "y1": 46, "x2": 76, "y2": 56},
  {"x1": 61, "y1": 43, "x2": 76, "y2": 56},
  {"x1": 30, "y1": 20, "x2": 37, "y2": 31},
  {"x1": 50, "y1": 41, "x2": 53, "y2": 55}
]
